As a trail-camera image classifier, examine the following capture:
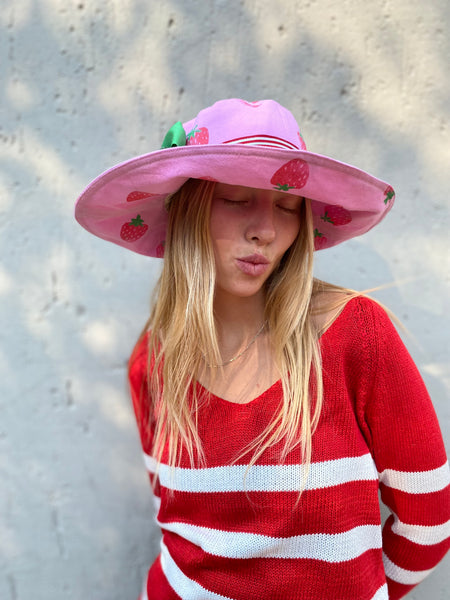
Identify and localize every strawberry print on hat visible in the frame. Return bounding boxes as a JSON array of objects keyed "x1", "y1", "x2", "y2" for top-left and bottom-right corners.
[
  {"x1": 127, "y1": 191, "x2": 158, "y2": 202},
  {"x1": 314, "y1": 228, "x2": 328, "y2": 250},
  {"x1": 384, "y1": 185, "x2": 395, "y2": 205},
  {"x1": 297, "y1": 131, "x2": 307, "y2": 151},
  {"x1": 186, "y1": 125, "x2": 209, "y2": 145},
  {"x1": 120, "y1": 214, "x2": 149, "y2": 242},
  {"x1": 320, "y1": 205, "x2": 352, "y2": 226},
  {"x1": 155, "y1": 241, "x2": 165, "y2": 258},
  {"x1": 270, "y1": 159, "x2": 309, "y2": 191}
]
